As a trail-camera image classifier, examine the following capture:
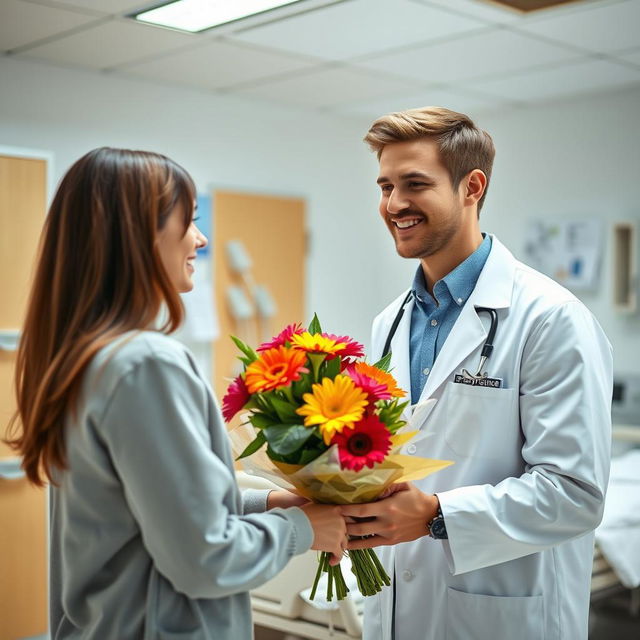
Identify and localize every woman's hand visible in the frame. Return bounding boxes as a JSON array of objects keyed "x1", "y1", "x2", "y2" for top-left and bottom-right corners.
[
  {"x1": 266, "y1": 489, "x2": 308, "y2": 510},
  {"x1": 300, "y1": 503, "x2": 348, "y2": 566}
]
